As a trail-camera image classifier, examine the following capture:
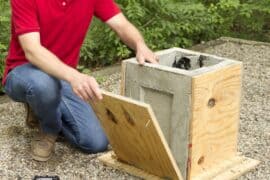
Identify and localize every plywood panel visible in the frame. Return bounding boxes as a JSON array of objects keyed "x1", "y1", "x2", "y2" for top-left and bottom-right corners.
[
  {"x1": 189, "y1": 63, "x2": 242, "y2": 178},
  {"x1": 99, "y1": 151, "x2": 162, "y2": 180},
  {"x1": 90, "y1": 91, "x2": 183, "y2": 180},
  {"x1": 192, "y1": 156, "x2": 260, "y2": 180}
]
